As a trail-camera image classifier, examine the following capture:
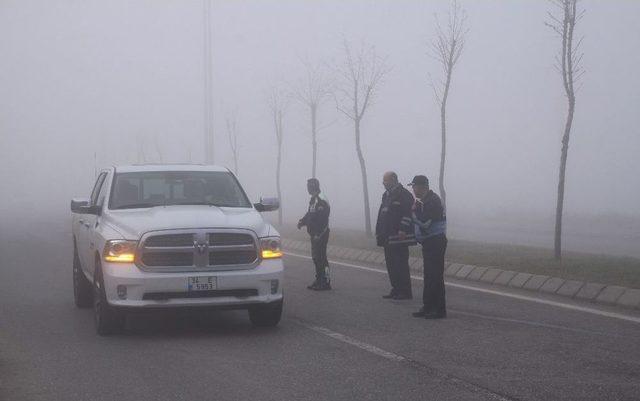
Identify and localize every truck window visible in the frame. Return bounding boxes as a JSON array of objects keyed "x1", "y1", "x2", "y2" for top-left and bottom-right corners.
[{"x1": 109, "y1": 171, "x2": 252, "y2": 210}]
